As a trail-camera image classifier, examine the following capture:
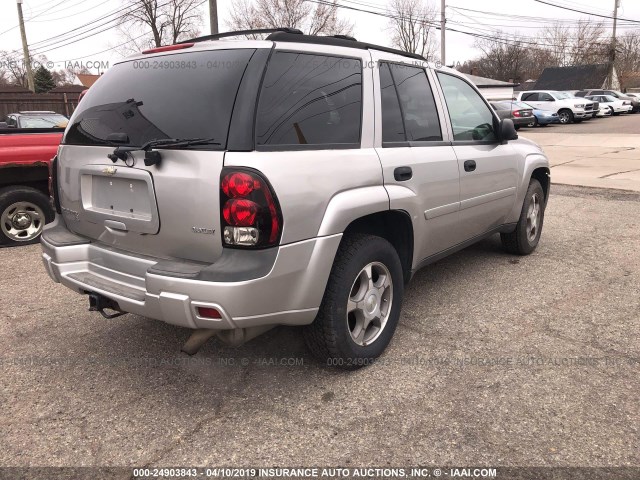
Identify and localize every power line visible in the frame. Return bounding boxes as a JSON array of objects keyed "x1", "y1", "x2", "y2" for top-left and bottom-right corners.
[
  {"x1": 534, "y1": 0, "x2": 640, "y2": 24},
  {"x1": 308, "y1": 0, "x2": 613, "y2": 54}
]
